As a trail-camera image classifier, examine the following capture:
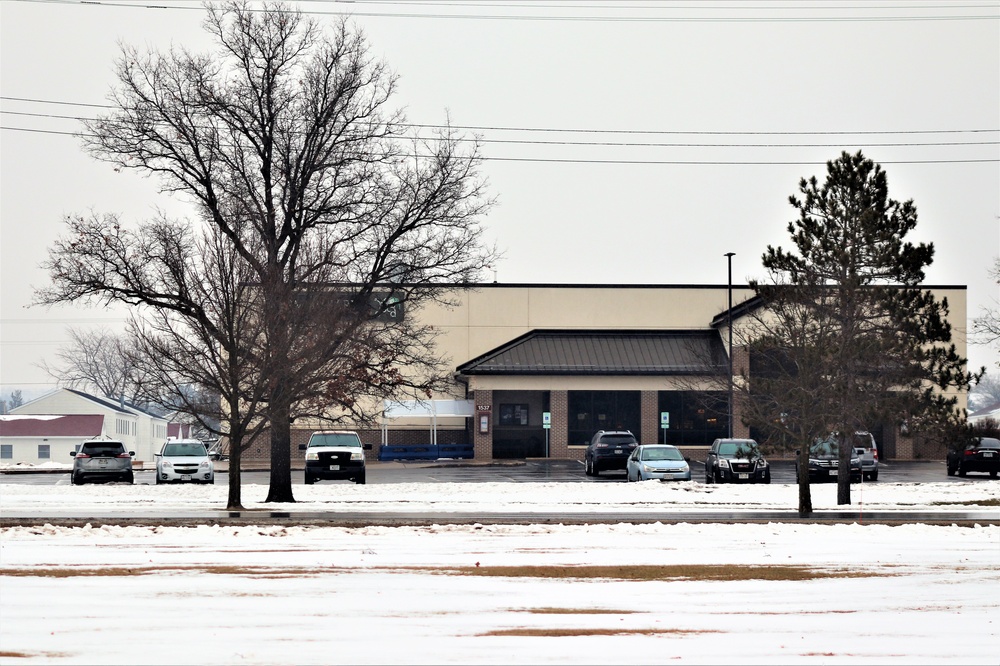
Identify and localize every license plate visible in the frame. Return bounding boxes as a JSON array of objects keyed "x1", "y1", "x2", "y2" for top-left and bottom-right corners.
[
  {"x1": 829, "y1": 469, "x2": 838, "y2": 476},
  {"x1": 329, "y1": 464, "x2": 340, "y2": 470},
  {"x1": 614, "y1": 449, "x2": 622, "y2": 454},
  {"x1": 738, "y1": 473, "x2": 749, "y2": 479},
  {"x1": 181, "y1": 474, "x2": 191, "y2": 481},
  {"x1": 98, "y1": 459, "x2": 109, "y2": 467},
  {"x1": 983, "y1": 452, "x2": 995, "y2": 457}
]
